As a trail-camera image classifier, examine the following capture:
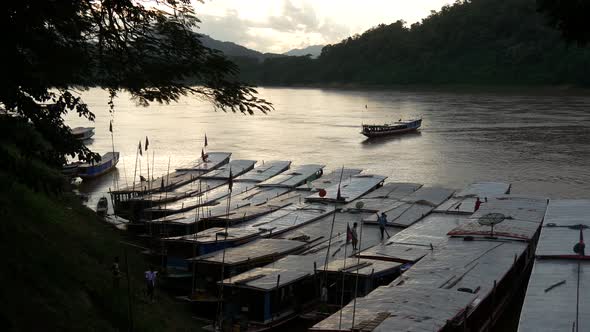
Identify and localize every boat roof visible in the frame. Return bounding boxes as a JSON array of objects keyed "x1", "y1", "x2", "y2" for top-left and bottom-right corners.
[
  {"x1": 202, "y1": 188, "x2": 300, "y2": 222},
  {"x1": 362, "y1": 186, "x2": 455, "y2": 227},
  {"x1": 163, "y1": 227, "x2": 261, "y2": 245},
  {"x1": 359, "y1": 214, "x2": 471, "y2": 263},
  {"x1": 518, "y1": 200, "x2": 590, "y2": 331},
  {"x1": 321, "y1": 257, "x2": 402, "y2": 277},
  {"x1": 536, "y1": 199, "x2": 590, "y2": 257},
  {"x1": 257, "y1": 164, "x2": 325, "y2": 188},
  {"x1": 306, "y1": 174, "x2": 386, "y2": 203},
  {"x1": 310, "y1": 284, "x2": 475, "y2": 332},
  {"x1": 175, "y1": 152, "x2": 231, "y2": 172},
  {"x1": 199, "y1": 159, "x2": 256, "y2": 180},
  {"x1": 242, "y1": 202, "x2": 334, "y2": 237},
  {"x1": 447, "y1": 195, "x2": 548, "y2": 241},
  {"x1": 297, "y1": 168, "x2": 363, "y2": 190},
  {"x1": 343, "y1": 182, "x2": 423, "y2": 213},
  {"x1": 188, "y1": 238, "x2": 306, "y2": 266},
  {"x1": 435, "y1": 182, "x2": 512, "y2": 214},
  {"x1": 219, "y1": 255, "x2": 321, "y2": 291},
  {"x1": 234, "y1": 160, "x2": 291, "y2": 183}
]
